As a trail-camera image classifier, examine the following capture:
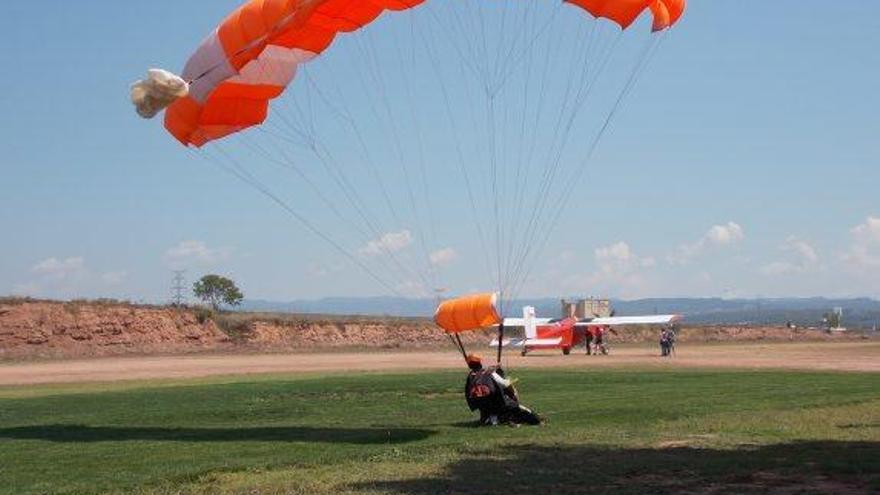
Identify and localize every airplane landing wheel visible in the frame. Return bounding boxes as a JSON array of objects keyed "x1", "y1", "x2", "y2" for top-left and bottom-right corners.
[{"x1": 562, "y1": 347, "x2": 571, "y2": 356}]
